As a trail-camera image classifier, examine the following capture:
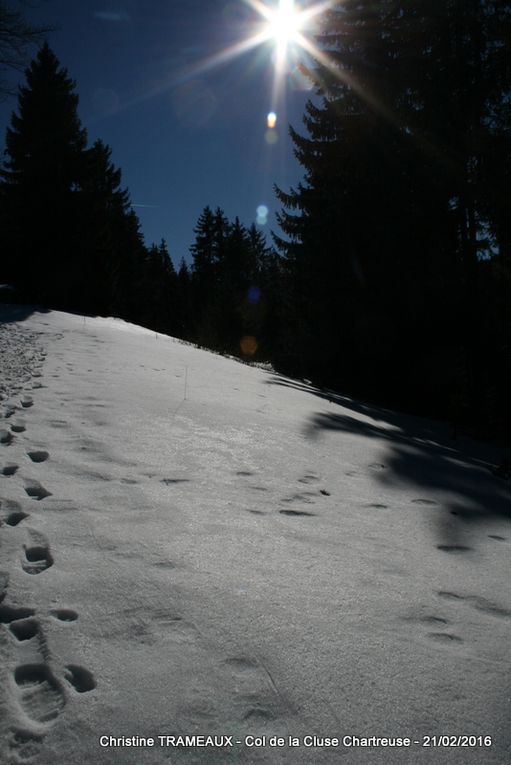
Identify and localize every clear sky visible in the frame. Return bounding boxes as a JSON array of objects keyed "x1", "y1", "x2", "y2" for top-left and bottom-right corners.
[{"x1": 0, "y1": 0, "x2": 321, "y2": 266}]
